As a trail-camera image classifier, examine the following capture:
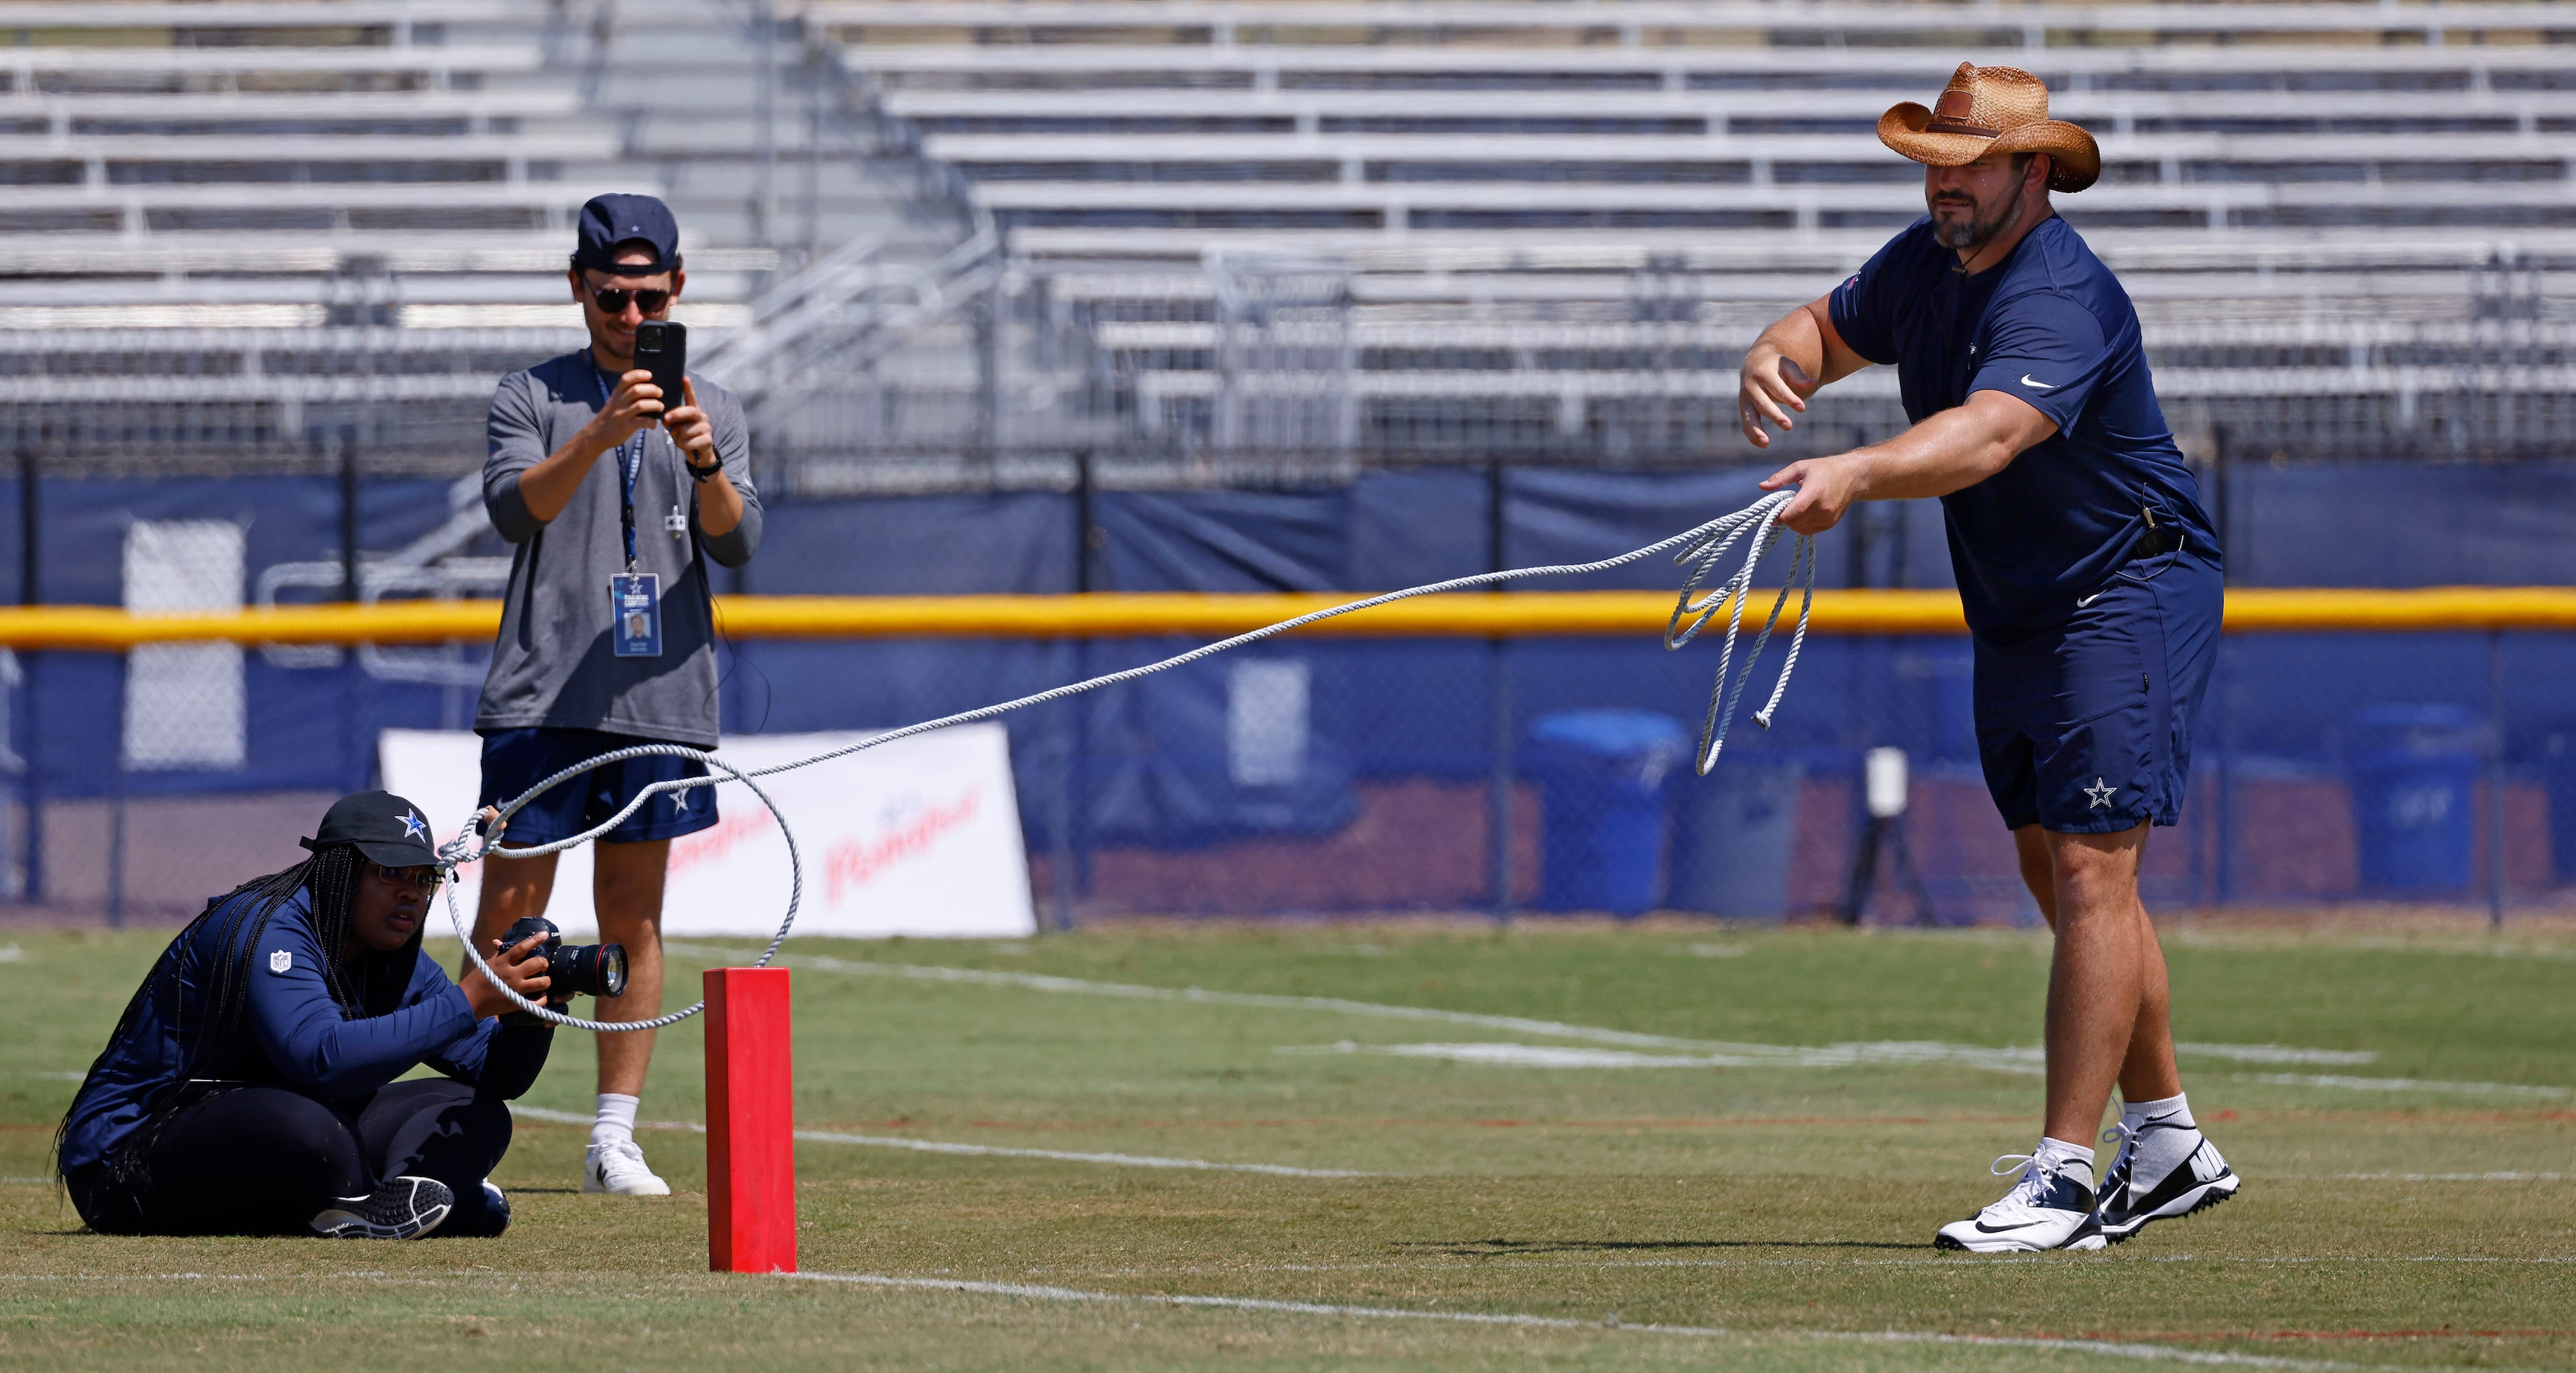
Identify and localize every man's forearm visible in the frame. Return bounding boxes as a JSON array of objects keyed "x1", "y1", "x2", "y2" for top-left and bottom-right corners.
[
  {"x1": 1842, "y1": 404, "x2": 2028, "y2": 502},
  {"x1": 513, "y1": 423, "x2": 614, "y2": 525},
  {"x1": 694, "y1": 468, "x2": 743, "y2": 539}
]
